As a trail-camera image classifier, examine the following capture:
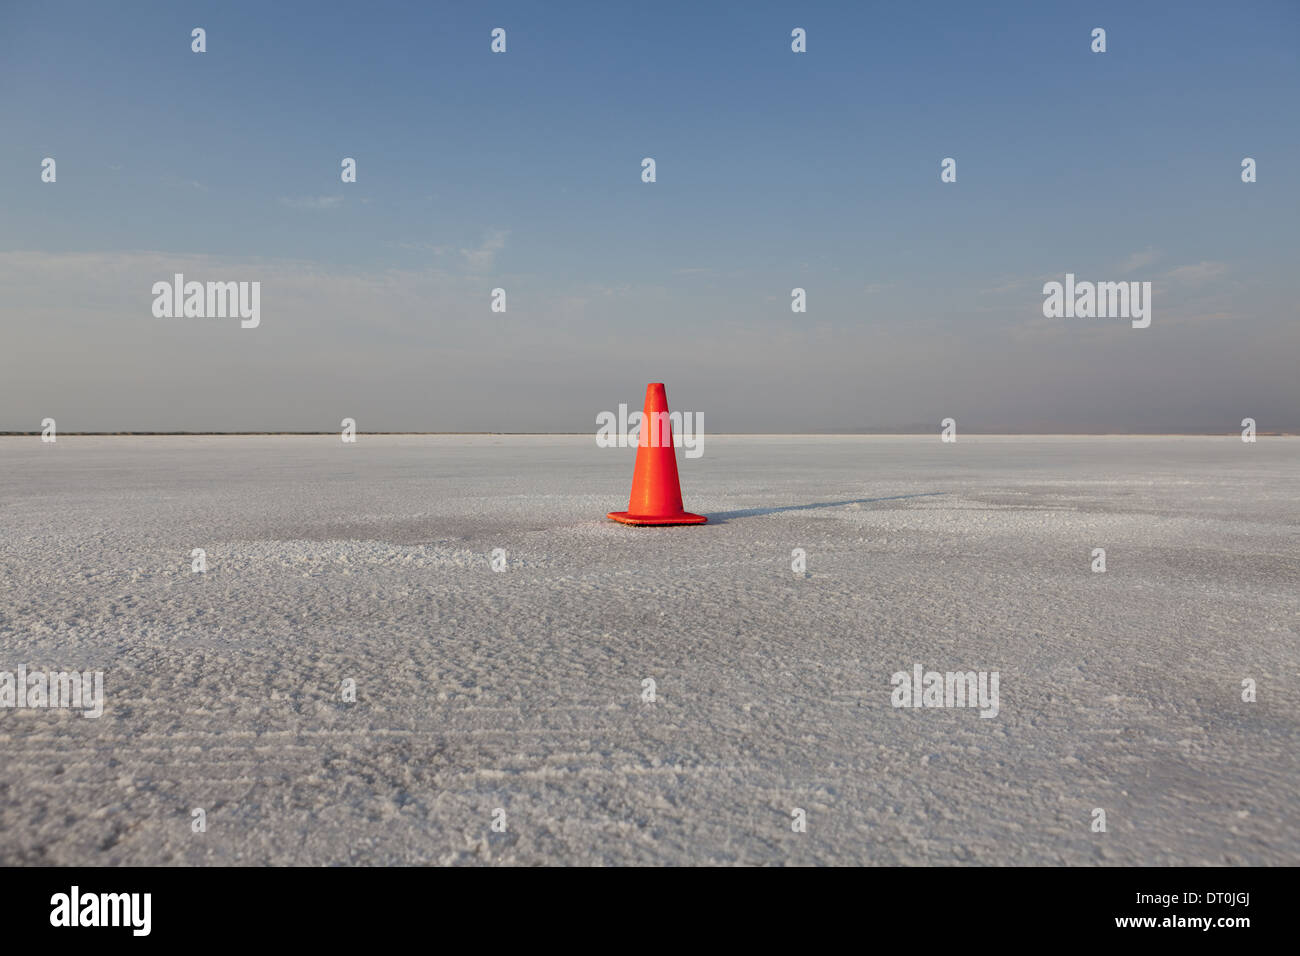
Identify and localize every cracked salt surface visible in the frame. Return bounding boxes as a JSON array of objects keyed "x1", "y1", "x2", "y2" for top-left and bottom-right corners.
[{"x1": 0, "y1": 435, "x2": 1296, "y2": 865}]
